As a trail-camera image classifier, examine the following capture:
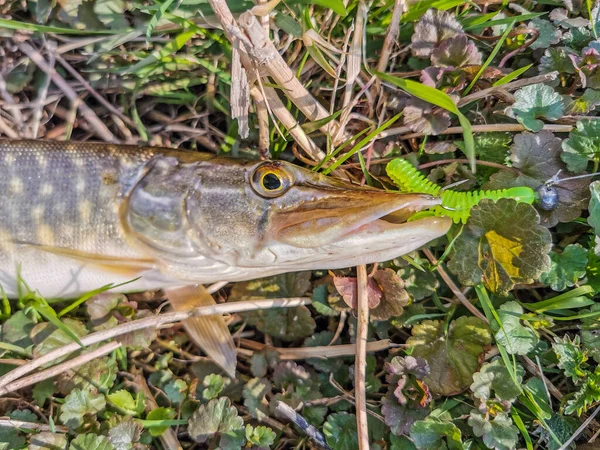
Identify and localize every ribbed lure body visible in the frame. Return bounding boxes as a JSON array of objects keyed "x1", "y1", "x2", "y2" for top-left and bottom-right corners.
[{"x1": 386, "y1": 158, "x2": 535, "y2": 223}]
